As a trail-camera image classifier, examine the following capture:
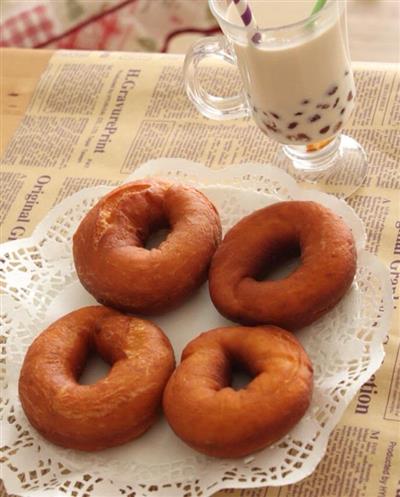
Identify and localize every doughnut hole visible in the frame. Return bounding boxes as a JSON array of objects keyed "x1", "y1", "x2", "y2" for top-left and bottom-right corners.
[
  {"x1": 210, "y1": 347, "x2": 256, "y2": 391},
  {"x1": 230, "y1": 362, "x2": 255, "y2": 390},
  {"x1": 78, "y1": 353, "x2": 111, "y2": 385},
  {"x1": 145, "y1": 226, "x2": 171, "y2": 250},
  {"x1": 74, "y1": 314, "x2": 131, "y2": 384},
  {"x1": 254, "y1": 240, "x2": 301, "y2": 282}
]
